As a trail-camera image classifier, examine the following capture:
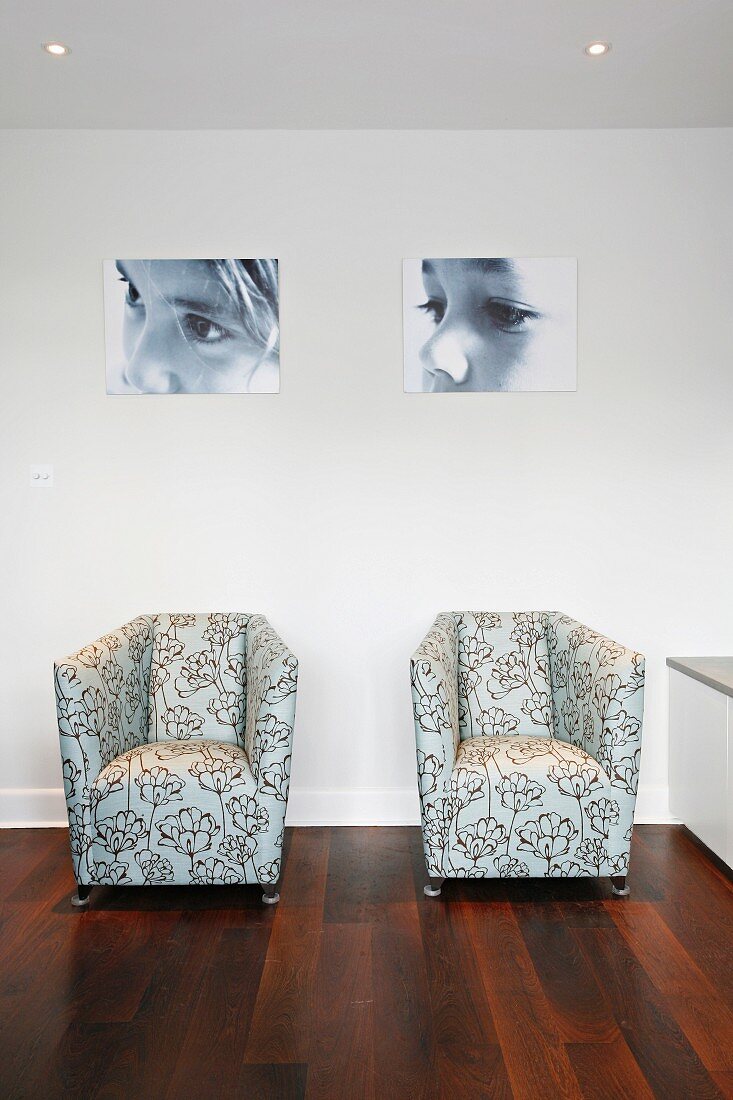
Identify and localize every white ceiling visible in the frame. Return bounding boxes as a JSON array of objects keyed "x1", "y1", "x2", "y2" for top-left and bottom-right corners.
[{"x1": 1, "y1": 0, "x2": 731, "y2": 129}]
